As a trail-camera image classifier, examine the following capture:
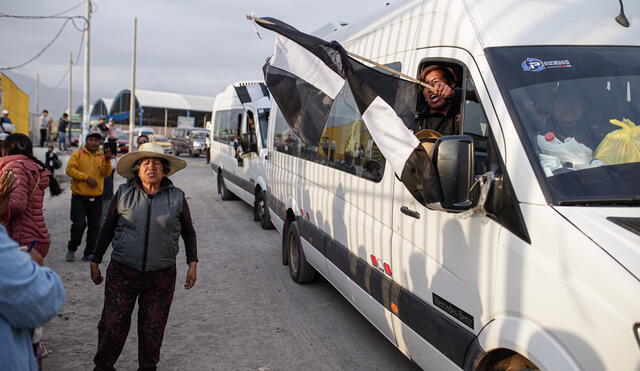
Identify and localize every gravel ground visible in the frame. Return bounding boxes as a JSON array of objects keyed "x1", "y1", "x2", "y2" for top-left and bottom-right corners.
[{"x1": 40, "y1": 156, "x2": 419, "y2": 370}]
